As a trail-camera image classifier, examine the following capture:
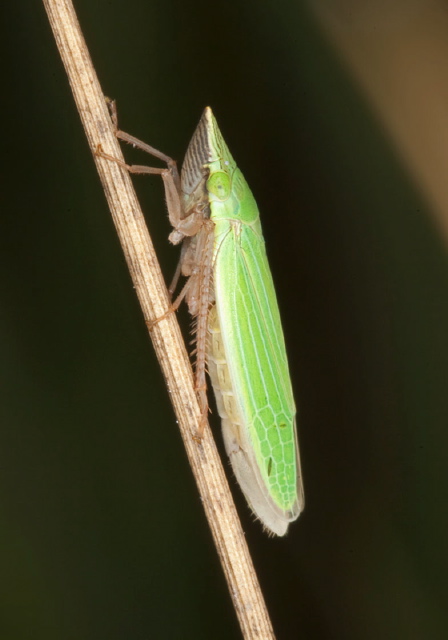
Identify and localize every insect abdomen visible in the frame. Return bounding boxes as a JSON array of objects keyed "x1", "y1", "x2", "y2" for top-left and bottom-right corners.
[{"x1": 207, "y1": 304, "x2": 244, "y2": 446}]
